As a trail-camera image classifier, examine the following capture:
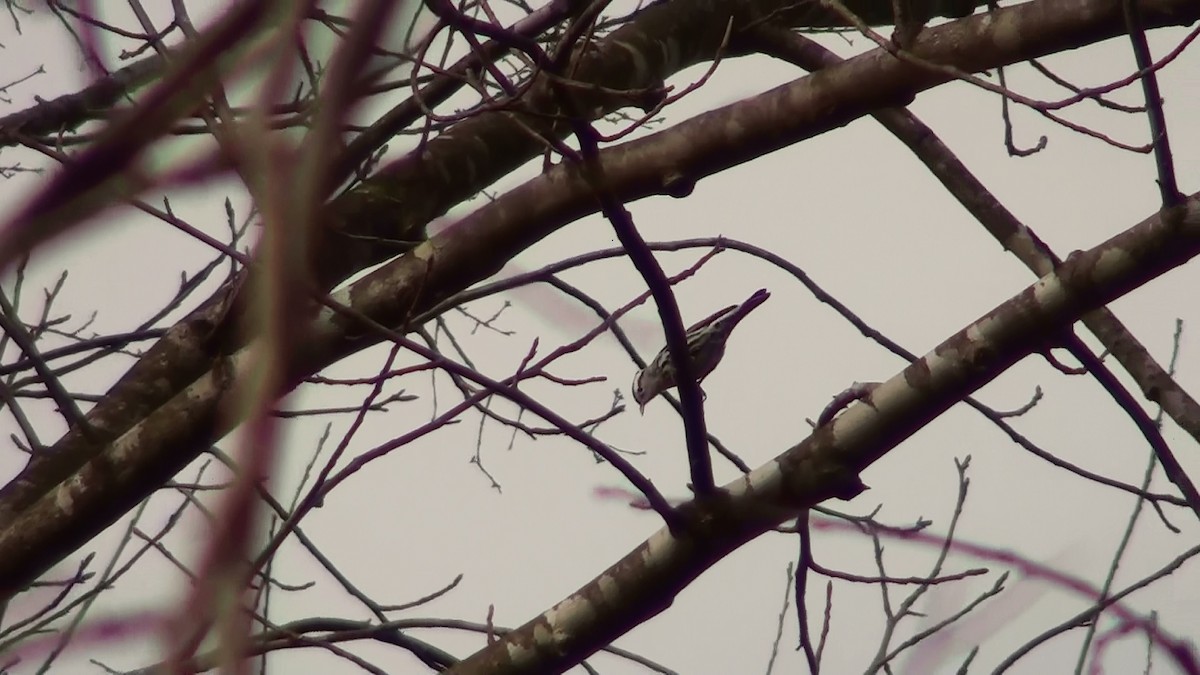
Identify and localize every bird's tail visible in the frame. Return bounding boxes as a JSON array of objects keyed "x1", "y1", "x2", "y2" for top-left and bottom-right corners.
[{"x1": 726, "y1": 288, "x2": 770, "y2": 327}]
